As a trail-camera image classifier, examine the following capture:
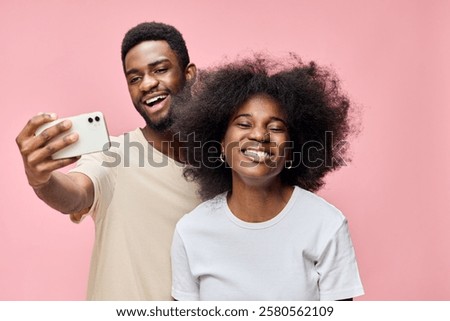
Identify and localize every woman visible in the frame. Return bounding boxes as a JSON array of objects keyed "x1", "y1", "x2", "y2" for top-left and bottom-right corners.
[{"x1": 170, "y1": 55, "x2": 364, "y2": 301}]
